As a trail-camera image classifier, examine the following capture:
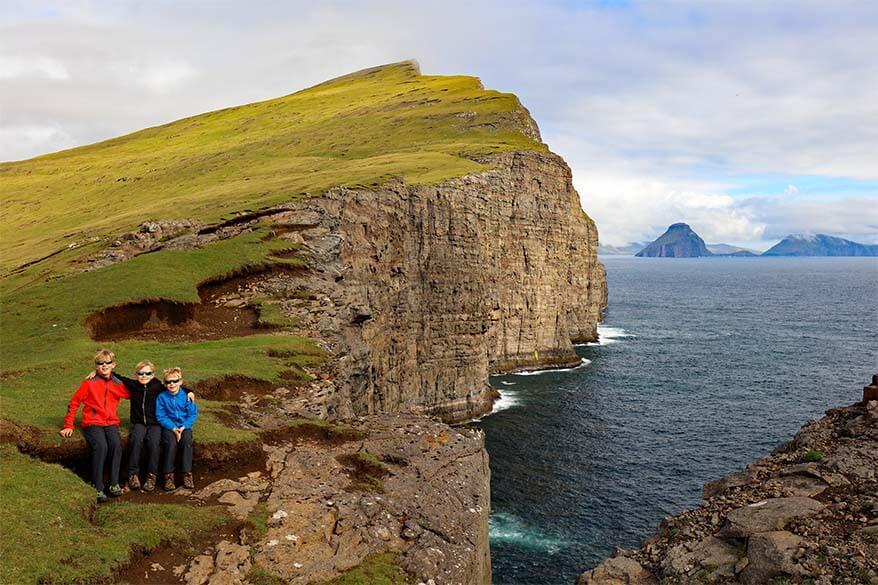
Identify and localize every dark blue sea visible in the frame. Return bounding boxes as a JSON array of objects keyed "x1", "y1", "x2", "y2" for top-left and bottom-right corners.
[{"x1": 479, "y1": 256, "x2": 878, "y2": 585}]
